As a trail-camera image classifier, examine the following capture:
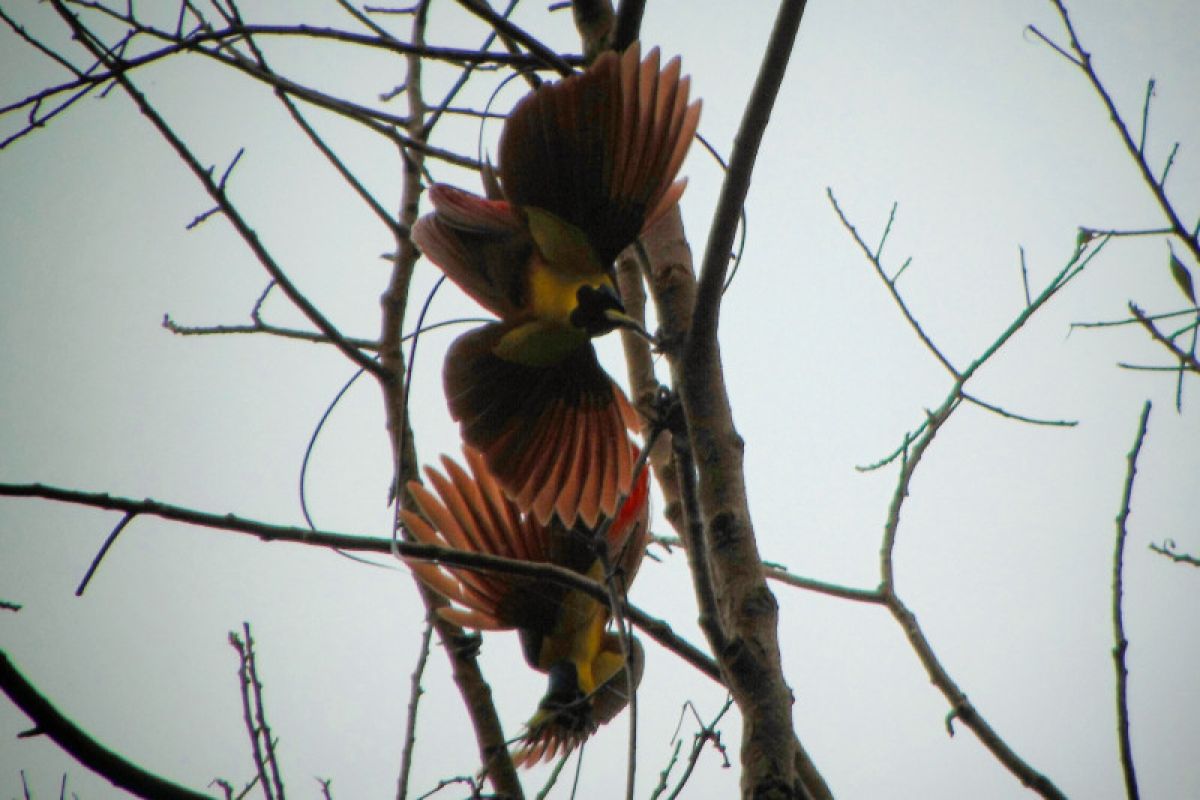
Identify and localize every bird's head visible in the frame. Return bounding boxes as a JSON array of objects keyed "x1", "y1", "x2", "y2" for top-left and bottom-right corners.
[
  {"x1": 571, "y1": 283, "x2": 655, "y2": 344},
  {"x1": 514, "y1": 634, "x2": 645, "y2": 766}
]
